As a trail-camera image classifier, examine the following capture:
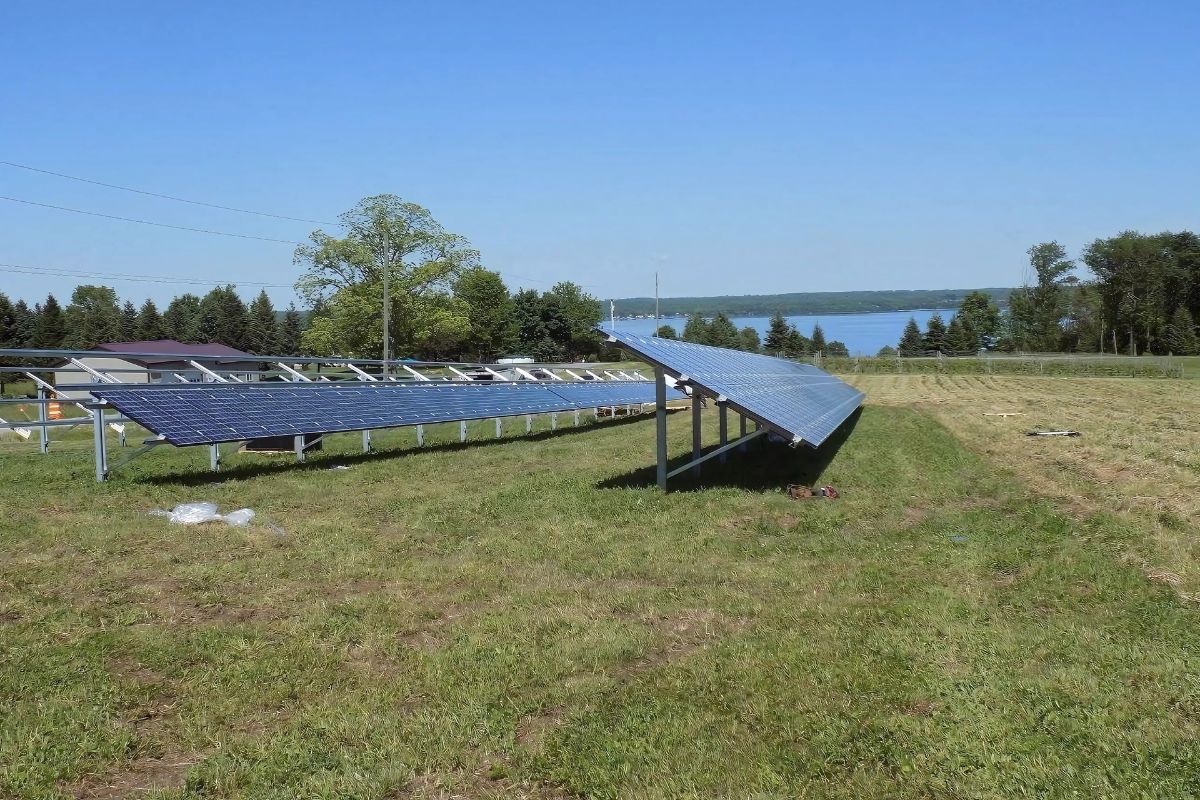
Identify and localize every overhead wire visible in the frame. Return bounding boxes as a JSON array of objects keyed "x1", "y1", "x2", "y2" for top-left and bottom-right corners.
[
  {"x1": 0, "y1": 160, "x2": 335, "y2": 225},
  {"x1": 0, "y1": 261, "x2": 294, "y2": 289},
  {"x1": 0, "y1": 195, "x2": 306, "y2": 244}
]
